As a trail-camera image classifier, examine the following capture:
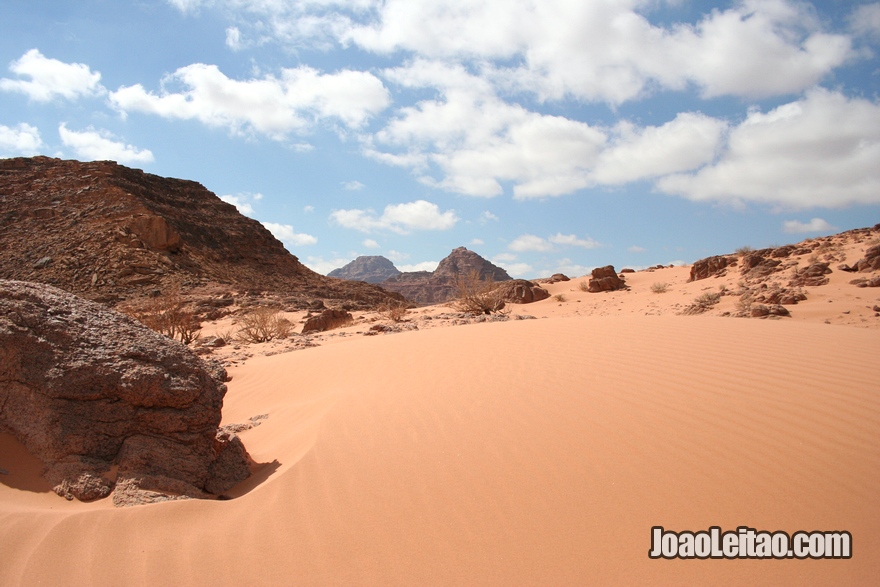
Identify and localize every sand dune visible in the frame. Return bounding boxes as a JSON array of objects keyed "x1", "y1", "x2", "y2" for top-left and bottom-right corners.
[{"x1": 2, "y1": 314, "x2": 878, "y2": 585}]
